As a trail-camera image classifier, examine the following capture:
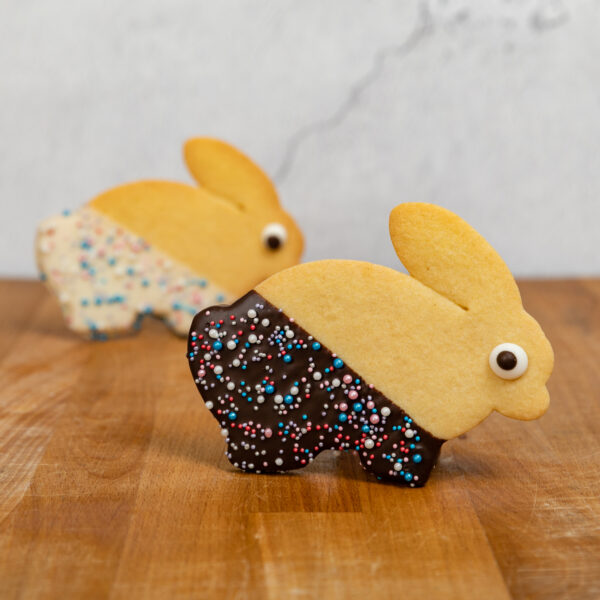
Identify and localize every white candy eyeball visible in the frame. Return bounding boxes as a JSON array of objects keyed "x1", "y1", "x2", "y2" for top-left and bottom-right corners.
[
  {"x1": 489, "y1": 343, "x2": 528, "y2": 380},
  {"x1": 261, "y1": 223, "x2": 287, "y2": 250}
]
